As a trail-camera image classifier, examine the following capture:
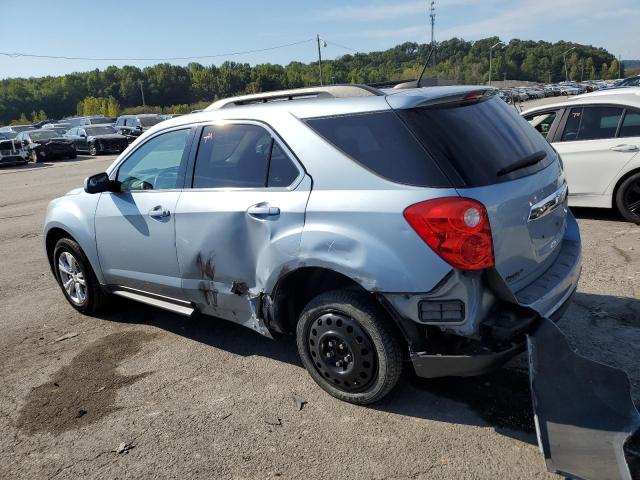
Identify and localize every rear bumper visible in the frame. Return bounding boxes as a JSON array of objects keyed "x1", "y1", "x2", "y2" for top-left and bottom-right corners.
[{"x1": 409, "y1": 290, "x2": 574, "y2": 379}]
